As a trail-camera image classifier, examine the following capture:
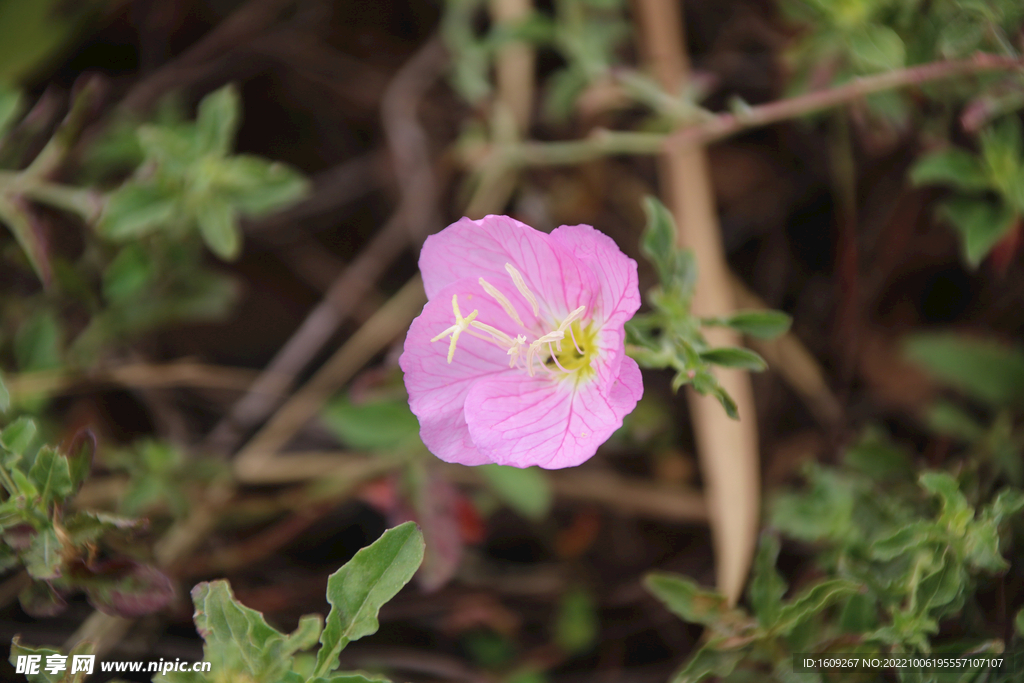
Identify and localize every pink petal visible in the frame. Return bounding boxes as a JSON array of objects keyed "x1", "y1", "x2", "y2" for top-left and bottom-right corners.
[
  {"x1": 420, "y1": 216, "x2": 598, "y2": 321},
  {"x1": 464, "y1": 359, "x2": 643, "y2": 469},
  {"x1": 549, "y1": 224, "x2": 640, "y2": 329},
  {"x1": 400, "y1": 278, "x2": 520, "y2": 465}
]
